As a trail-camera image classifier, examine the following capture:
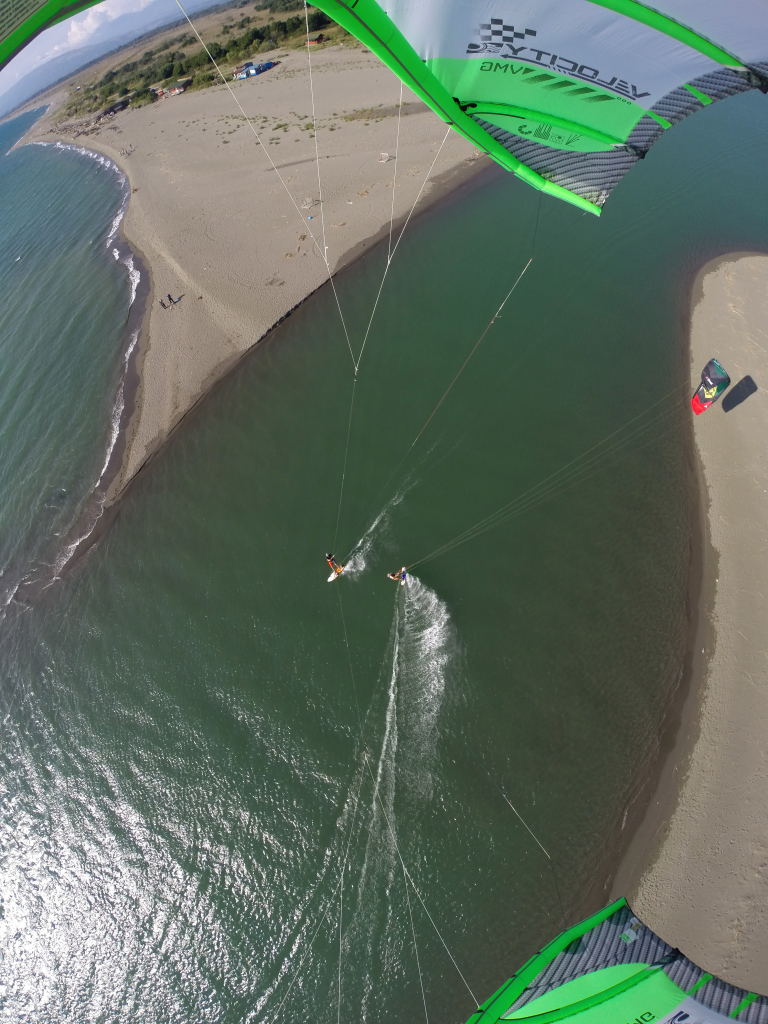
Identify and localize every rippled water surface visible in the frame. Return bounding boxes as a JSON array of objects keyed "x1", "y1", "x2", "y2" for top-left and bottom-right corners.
[
  {"x1": 3, "y1": 93, "x2": 768, "y2": 1023},
  {"x1": 0, "y1": 111, "x2": 135, "y2": 605}
]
